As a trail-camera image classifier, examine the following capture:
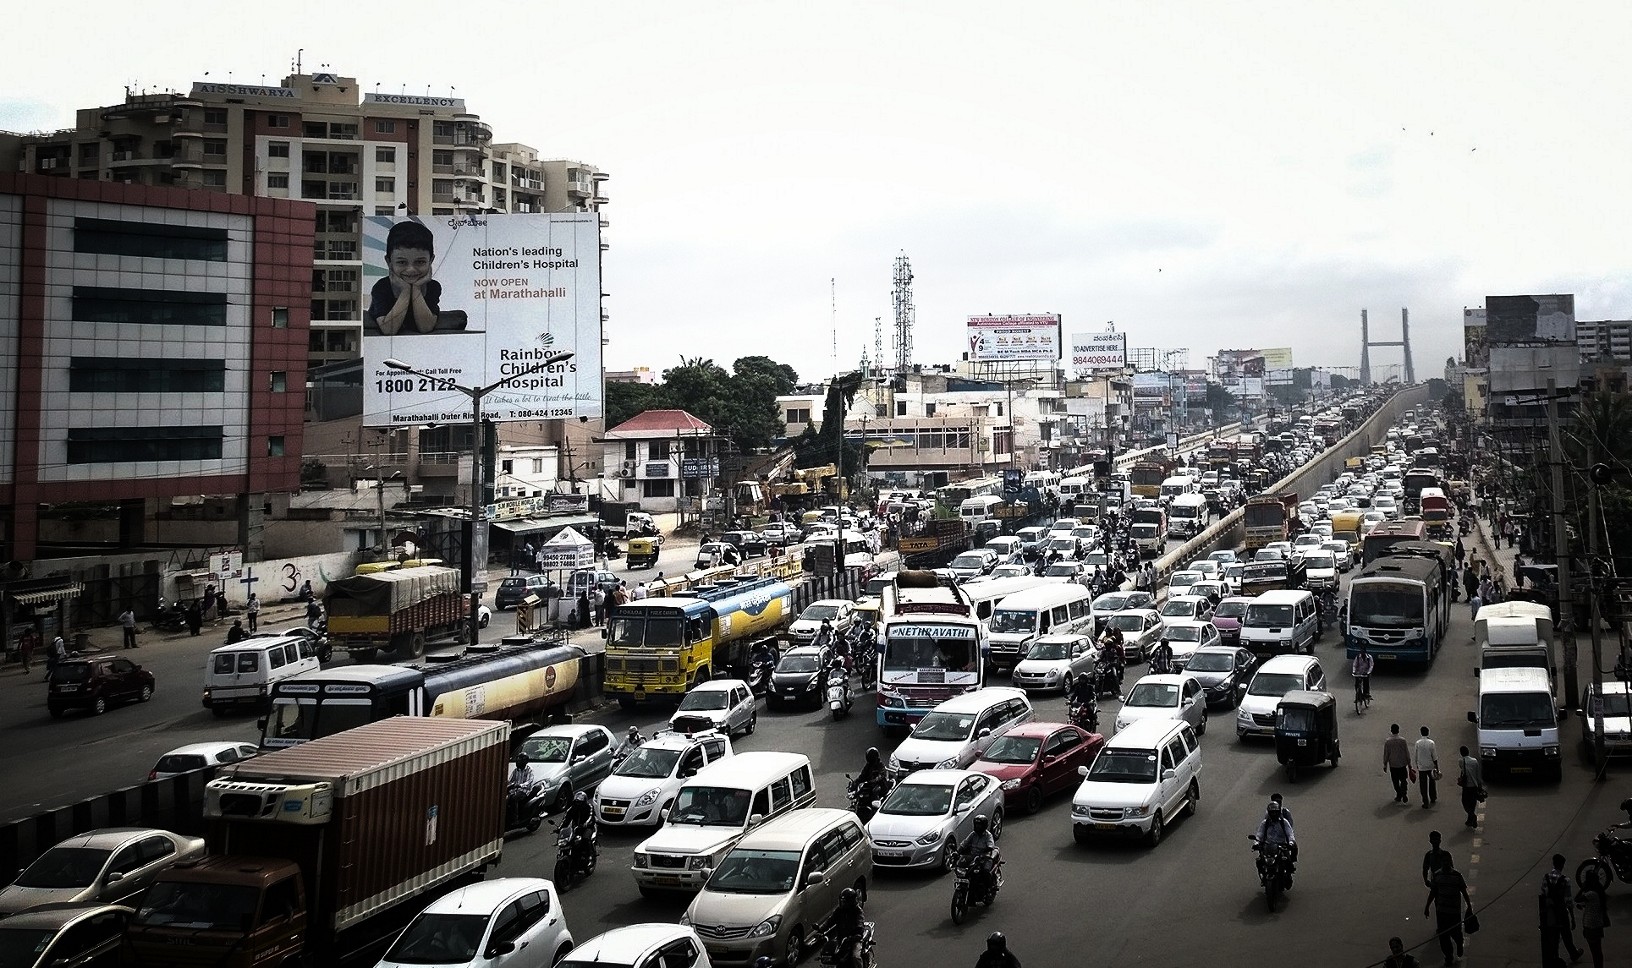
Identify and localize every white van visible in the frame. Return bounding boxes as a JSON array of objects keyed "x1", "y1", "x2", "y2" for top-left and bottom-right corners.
[
  {"x1": 1130, "y1": 522, "x2": 1163, "y2": 556},
  {"x1": 1071, "y1": 718, "x2": 1202, "y2": 848},
  {"x1": 961, "y1": 575, "x2": 1059, "y2": 627},
  {"x1": 985, "y1": 584, "x2": 1095, "y2": 670},
  {"x1": 983, "y1": 535, "x2": 1023, "y2": 562},
  {"x1": 887, "y1": 687, "x2": 1032, "y2": 783},
  {"x1": 632, "y1": 751, "x2": 817, "y2": 895},
  {"x1": 1058, "y1": 476, "x2": 1091, "y2": 501},
  {"x1": 1468, "y1": 667, "x2": 1561, "y2": 780},
  {"x1": 1167, "y1": 494, "x2": 1208, "y2": 538},
  {"x1": 1238, "y1": 590, "x2": 1320, "y2": 657},
  {"x1": 202, "y1": 635, "x2": 322, "y2": 714},
  {"x1": 1159, "y1": 476, "x2": 1194, "y2": 502},
  {"x1": 959, "y1": 495, "x2": 1005, "y2": 525}
]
